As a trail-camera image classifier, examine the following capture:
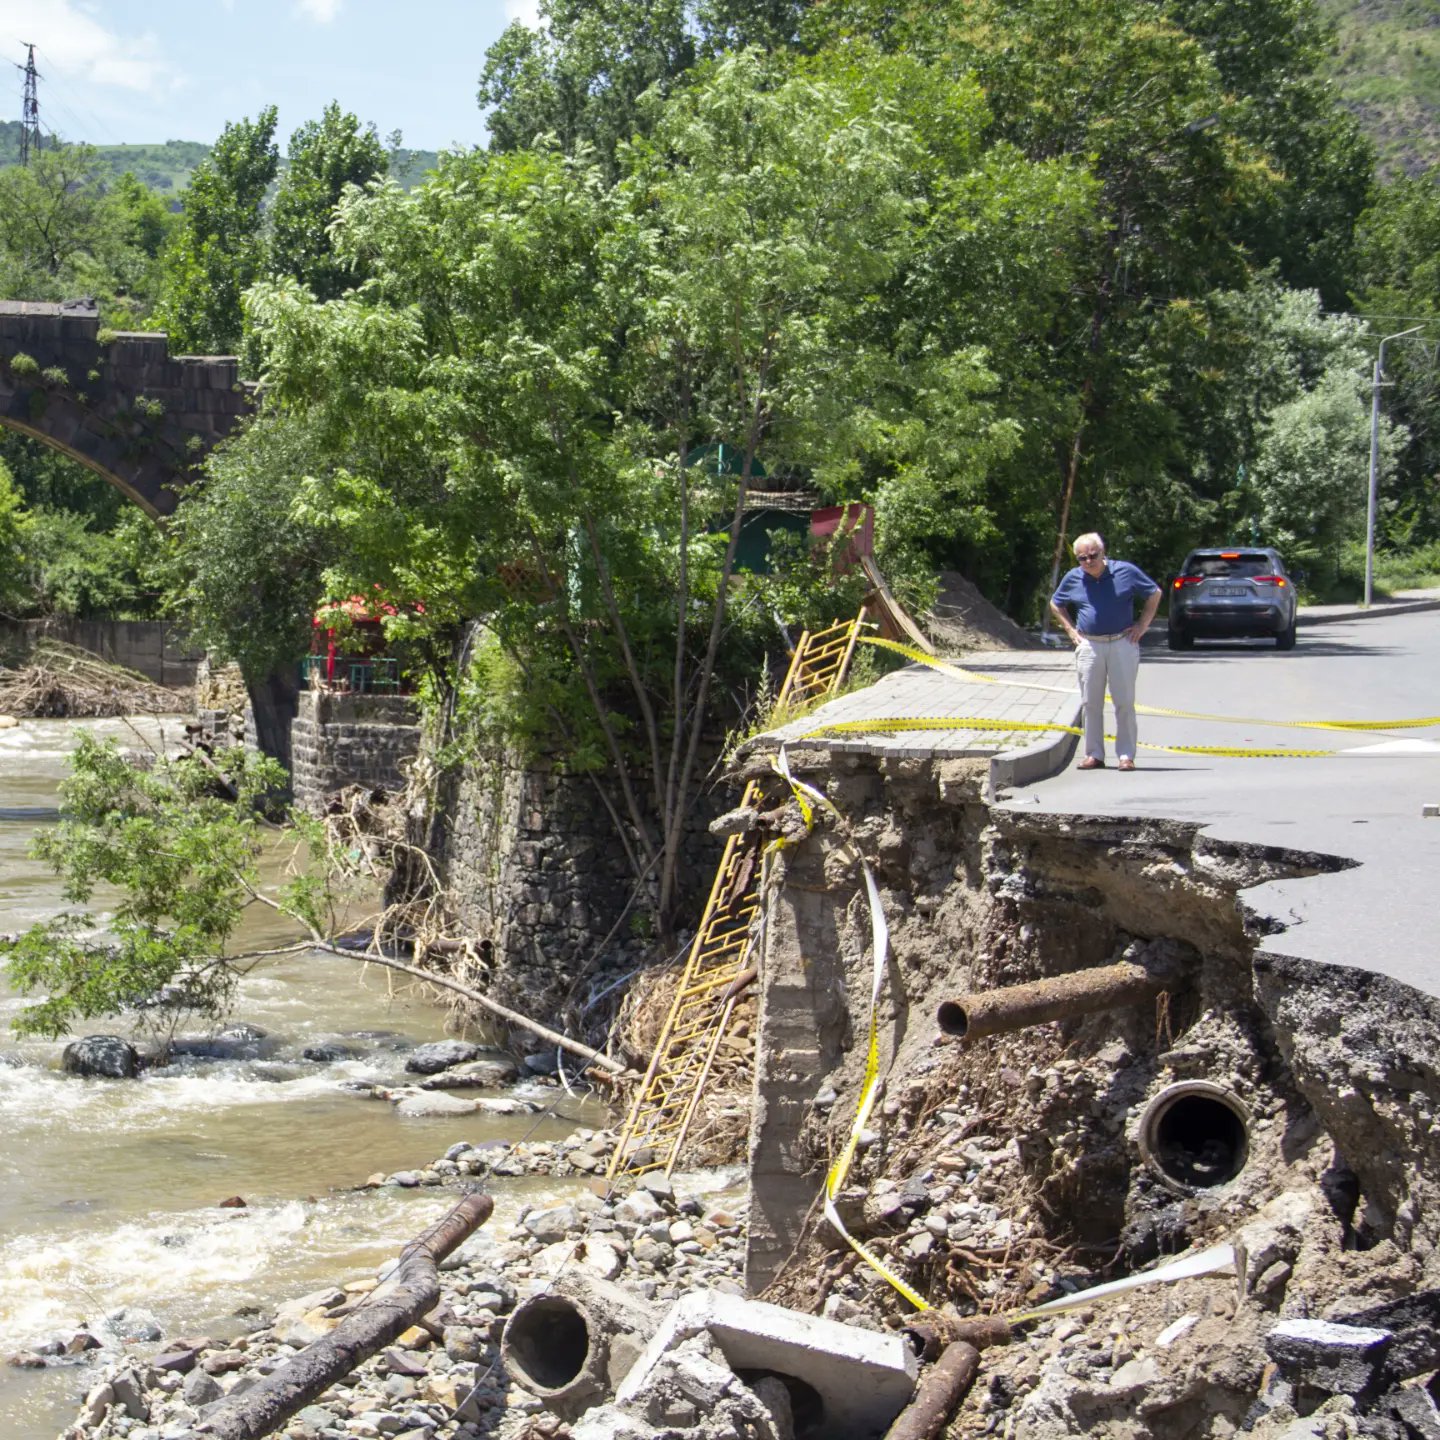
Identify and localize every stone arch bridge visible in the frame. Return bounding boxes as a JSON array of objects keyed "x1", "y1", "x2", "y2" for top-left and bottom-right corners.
[{"x1": 0, "y1": 298, "x2": 254, "y2": 516}]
